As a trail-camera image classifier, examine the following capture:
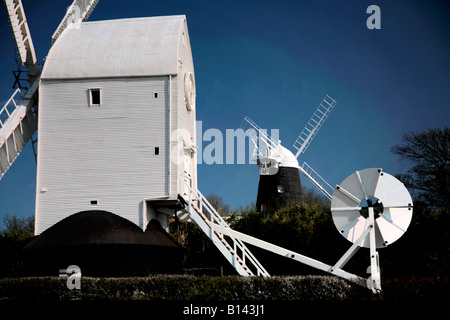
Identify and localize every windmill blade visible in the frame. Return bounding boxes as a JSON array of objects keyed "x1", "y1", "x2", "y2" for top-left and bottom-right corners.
[
  {"x1": 241, "y1": 116, "x2": 280, "y2": 149},
  {"x1": 241, "y1": 116, "x2": 281, "y2": 159},
  {"x1": 0, "y1": 80, "x2": 39, "y2": 179},
  {"x1": 293, "y1": 95, "x2": 337, "y2": 158},
  {"x1": 1, "y1": 0, "x2": 99, "y2": 180},
  {"x1": 52, "y1": 0, "x2": 99, "y2": 45},
  {"x1": 298, "y1": 162, "x2": 334, "y2": 201},
  {"x1": 2, "y1": 0, "x2": 40, "y2": 179},
  {"x1": 3, "y1": 0, "x2": 39, "y2": 78}
]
